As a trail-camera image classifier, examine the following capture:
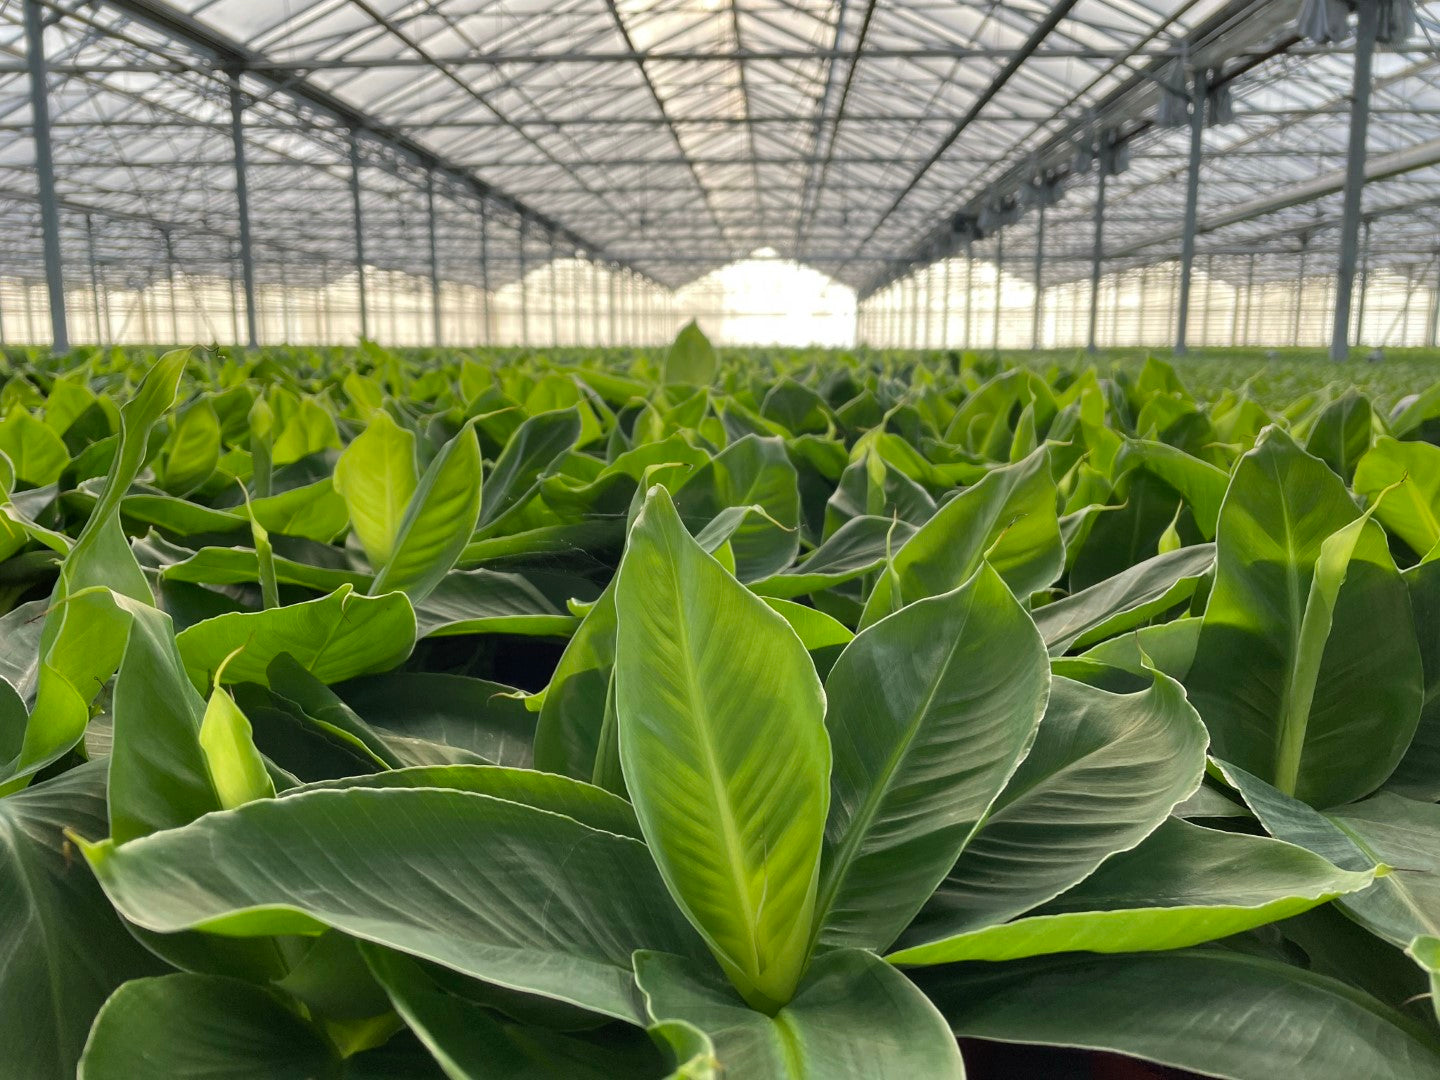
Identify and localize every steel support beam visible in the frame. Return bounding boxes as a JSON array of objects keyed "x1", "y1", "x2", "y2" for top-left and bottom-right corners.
[
  {"x1": 1175, "y1": 71, "x2": 1207, "y2": 354},
  {"x1": 1293, "y1": 247, "x2": 1309, "y2": 345},
  {"x1": 992, "y1": 231, "x2": 1005, "y2": 353},
  {"x1": 1356, "y1": 217, "x2": 1373, "y2": 346},
  {"x1": 519, "y1": 219, "x2": 530, "y2": 347},
  {"x1": 426, "y1": 171, "x2": 442, "y2": 346},
  {"x1": 1088, "y1": 169, "x2": 1107, "y2": 354},
  {"x1": 1331, "y1": 0, "x2": 1380, "y2": 361},
  {"x1": 84, "y1": 213, "x2": 105, "y2": 344},
  {"x1": 162, "y1": 228, "x2": 179, "y2": 344},
  {"x1": 548, "y1": 234, "x2": 560, "y2": 346},
  {"x1": 229, "y1": 79, "x2": 259, "y2": 349},
  {"x1": 348, "y1": 132, "x2": 368, "y2": 341},
  {"x1": 23, "y1": 0, "x2": 67, "y2": 352},
  {"x1": 1032, "y1": 204, "x2": 1046, "y2": 350}
]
